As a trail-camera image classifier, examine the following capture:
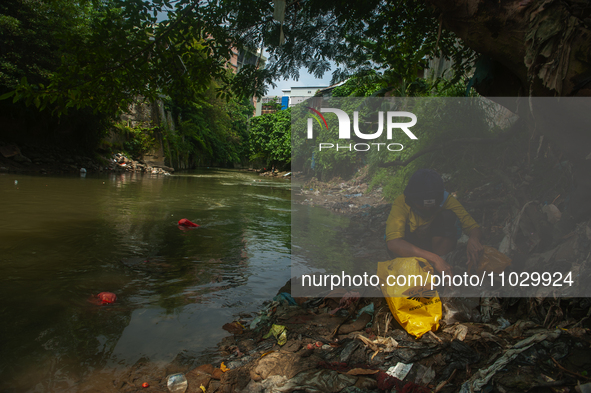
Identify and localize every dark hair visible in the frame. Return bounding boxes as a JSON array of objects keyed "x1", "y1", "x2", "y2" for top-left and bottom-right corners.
[{"x1": 404, "y1": 169, "x2": 444, "y2": 207}]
